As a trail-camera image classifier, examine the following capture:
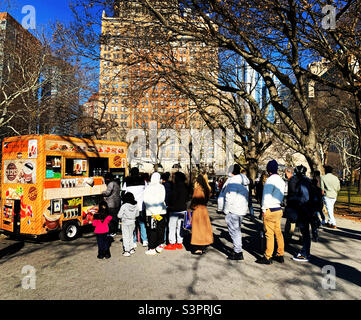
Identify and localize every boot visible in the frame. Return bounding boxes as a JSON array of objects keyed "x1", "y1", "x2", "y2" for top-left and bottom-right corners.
[
  {"x1": 104, "y1": 249, "x2": 111, "y2": 259},
  {"x1": 97, "y1": 250, "x2": 104, "y2": 259}
]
